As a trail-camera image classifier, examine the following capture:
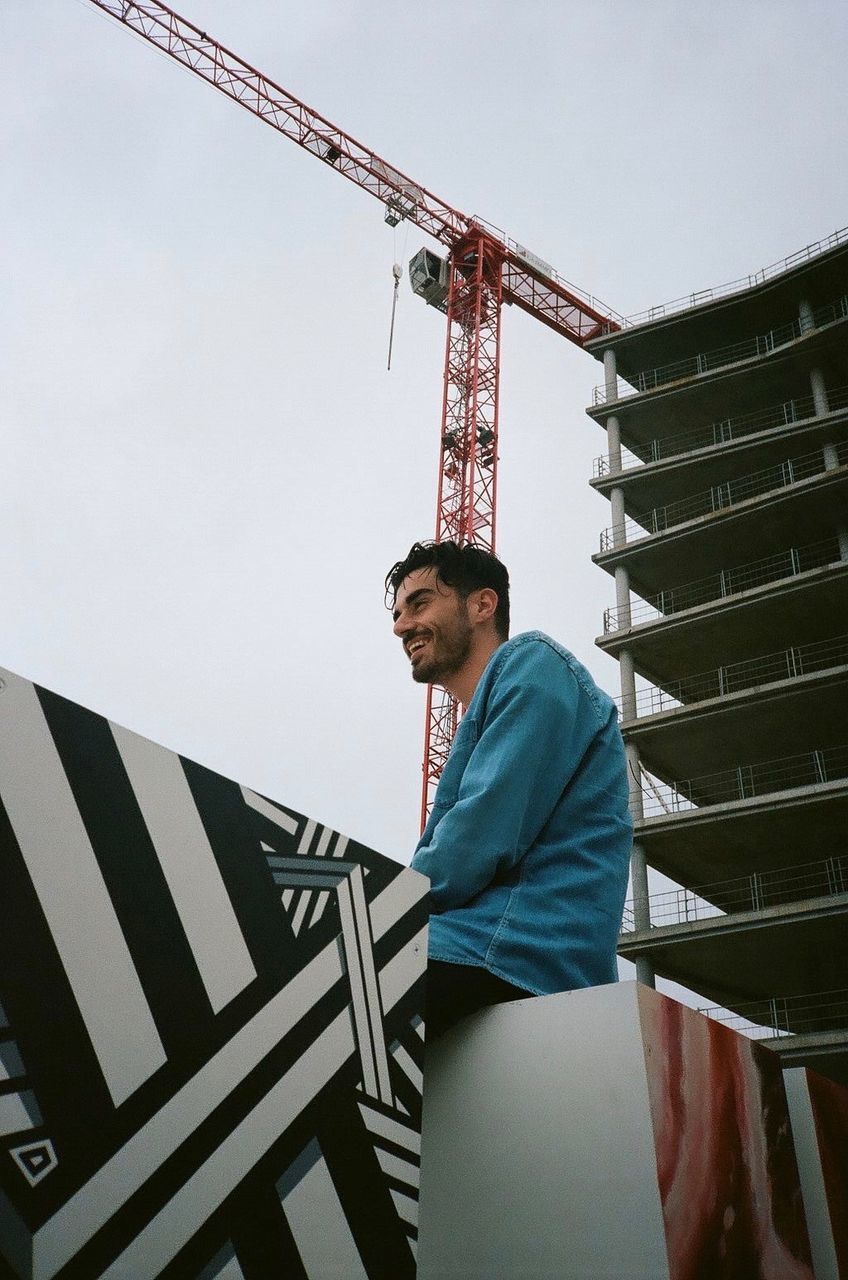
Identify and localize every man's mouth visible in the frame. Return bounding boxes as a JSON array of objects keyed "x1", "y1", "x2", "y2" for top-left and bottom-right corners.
[{"x1": 407, "y1": 636, "x2": 430, "y2": 660}]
